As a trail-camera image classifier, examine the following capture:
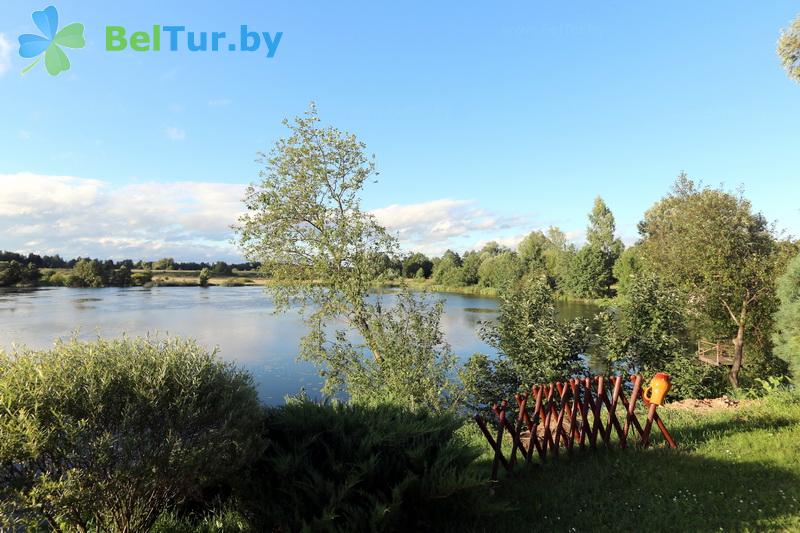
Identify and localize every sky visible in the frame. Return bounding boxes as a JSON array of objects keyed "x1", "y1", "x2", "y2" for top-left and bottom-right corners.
[{"x1": 1, "y1": 1, "x2": 799, "y2": 262}]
